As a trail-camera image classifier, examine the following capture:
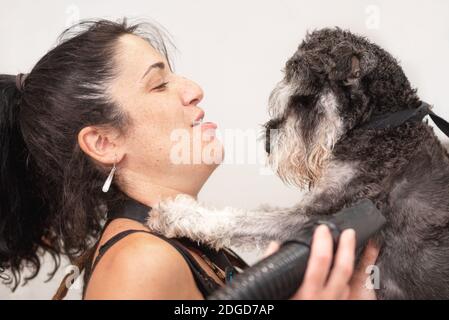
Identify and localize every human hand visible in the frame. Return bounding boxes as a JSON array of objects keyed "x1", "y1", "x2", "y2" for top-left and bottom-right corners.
[
  {"x1": 263, "y1": 225, "x2": 357, "y2": 300},
  {"x1": 347, "y1": 240, "x2": 380, "y2": 300}
]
